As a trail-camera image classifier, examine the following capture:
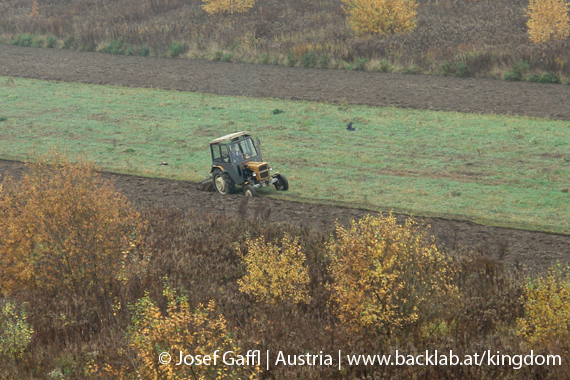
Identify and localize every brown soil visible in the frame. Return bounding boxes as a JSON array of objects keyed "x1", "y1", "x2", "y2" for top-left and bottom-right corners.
[
  {"x1": 1, "y1": 44, "x2": 570, "y2": 271},
  {"x1": 2, "y1": 45, "x2": 570, "y2": 119}
]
